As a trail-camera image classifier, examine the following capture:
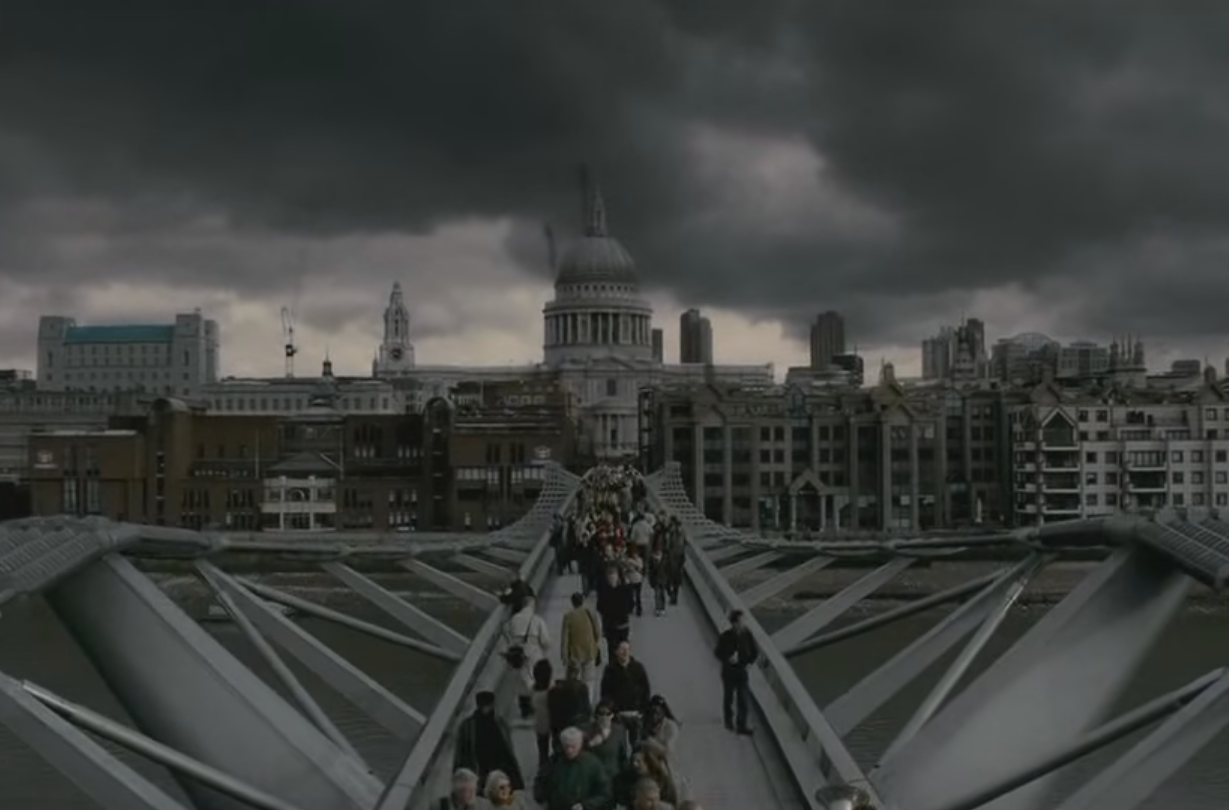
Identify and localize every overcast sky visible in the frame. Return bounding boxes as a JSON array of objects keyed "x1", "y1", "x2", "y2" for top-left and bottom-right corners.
[{"x1": 3, "y1": 1, "x2": 1229, "y2": 378}]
